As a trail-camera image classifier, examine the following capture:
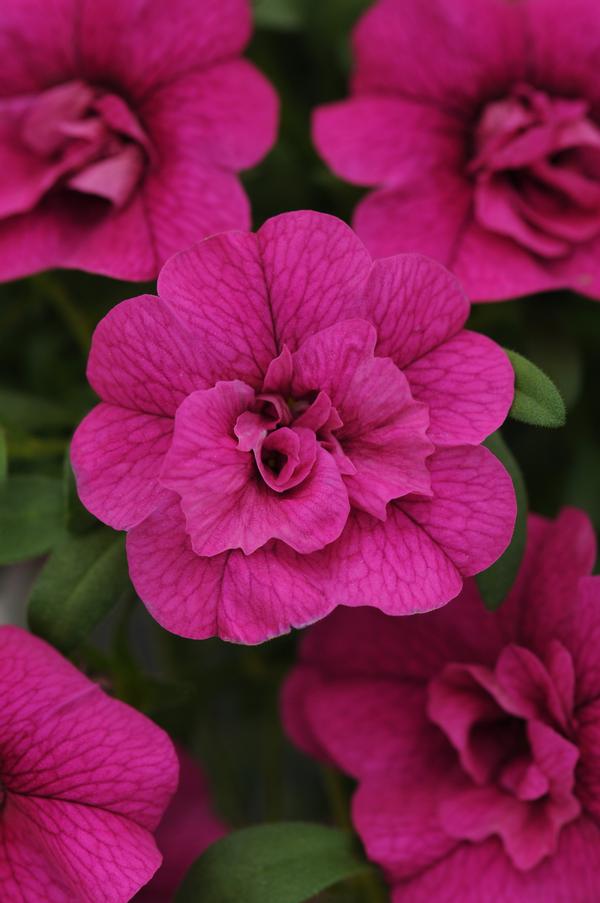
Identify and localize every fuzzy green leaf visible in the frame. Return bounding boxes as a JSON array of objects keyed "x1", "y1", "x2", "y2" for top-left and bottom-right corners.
[
  {"x1": 28, "y1": 529, "x2": 129, "y2": 652},
  {"x1": 505, "y1": 348, "x2": 566, "y2": 427},
  {"x1": 0, "y1": 475, "x2": 63, "y2": 564},
  {"x1": 476, "y1": 432, "x2": 528, "y2": 610},
  {"x1": 0, "y1": 428, "x2": 6, "y2": 481}
]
